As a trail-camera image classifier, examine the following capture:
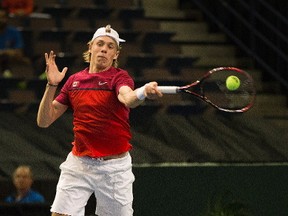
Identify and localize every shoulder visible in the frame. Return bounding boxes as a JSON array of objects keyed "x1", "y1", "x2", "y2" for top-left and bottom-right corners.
[
  {"x1": 65, "y1": 68, "x2": 88, "y2": 83},
  {"x1": 112, "y1": 67, "x2": 129, "y2": 75},
  {"x1": 28, "y1": 190, "x2": 45, "y2": 202},
  {"x1": 110, "y1": 67, "x2": 132, "y2": 80},
  {"x1": 4, "y1": 195, "x2": 15, "y2": 203},
  {"x1": 110, "y1": 67, "x2": 134, "y2": 90}
]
